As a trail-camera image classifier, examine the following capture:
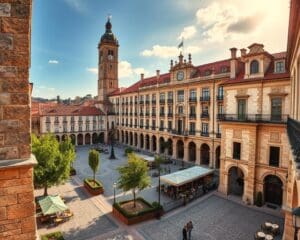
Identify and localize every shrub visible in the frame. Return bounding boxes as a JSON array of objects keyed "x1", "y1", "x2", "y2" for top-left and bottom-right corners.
[
  {"x1": 255, "y1": 191, "x2": 263, "y2": 207},
  {"x1": 152, "y1": 201, "x2": 163, "y2": 210},
  {"x1": 84, "y1": 178, "x2": 103, "y2": 189},
  {"x1": 41, "y1": 232, "x2": 64, "y2": 240},
  {"x1": 124, "y1": 147, "x2": 133, "y2": 155}
]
